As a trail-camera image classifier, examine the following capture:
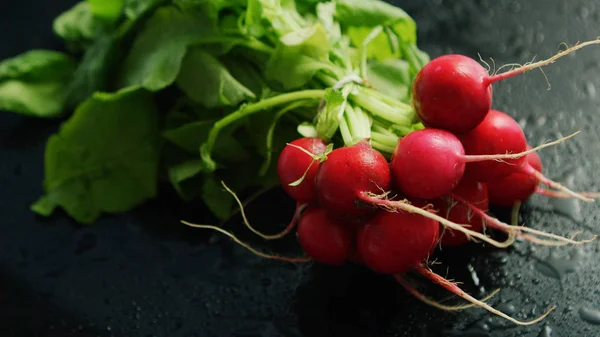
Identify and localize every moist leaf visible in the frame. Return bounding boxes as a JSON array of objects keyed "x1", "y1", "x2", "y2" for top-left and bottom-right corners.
[
  {"x1": 33, "y1": 87, "x2": 161, "y2": 224},
  {"x1": 367, "y1": 58, "x2": 411, "y2": 102},
  {"x1": 52, "y1": 2, "x2": 100, "y2": 48},
  {"x1": 88, "y1": 0, "x2": 125, "y2": 21},
  {"x1": 265, "y1": 23, "x2": 330, "y2": 90},
  {"x1": 118, "y1": 5, "x2": 217, "y2": 91},
  {"x1": 245, "y1": 0, "x2": 307, "y2": 38},
  {"x1": 0, "y1": 50, "x2": 76, "y2": 117},
  {"x1": 335, "y1": 0, "x2": 416, "y2": 60},
  {"x1": 176, "y1": 48, "x2": 255, "y2": 108}
]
